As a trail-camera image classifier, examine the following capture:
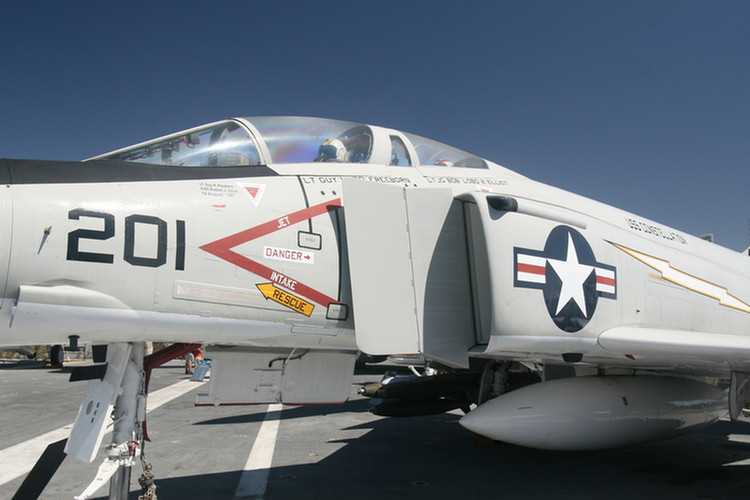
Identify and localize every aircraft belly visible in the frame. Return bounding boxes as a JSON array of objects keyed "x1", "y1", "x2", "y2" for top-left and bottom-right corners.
[{"x1": 195, "y1": 346, "x2": 357, "y2": 405}]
